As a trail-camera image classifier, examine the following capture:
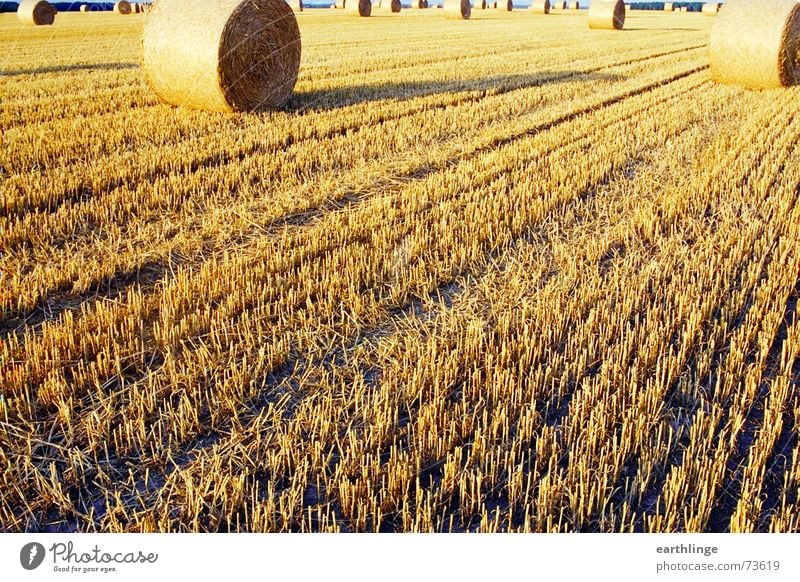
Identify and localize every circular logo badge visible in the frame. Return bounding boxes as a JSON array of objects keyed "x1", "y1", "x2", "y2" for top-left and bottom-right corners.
[{"x1": 20, "y1": 542, "x2": 46, "y2": 570}]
